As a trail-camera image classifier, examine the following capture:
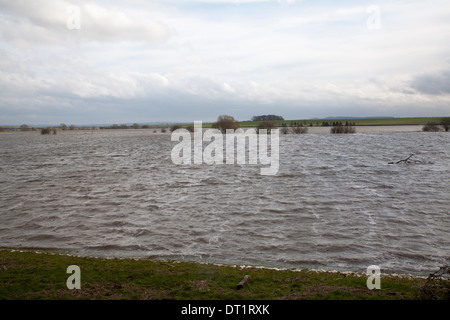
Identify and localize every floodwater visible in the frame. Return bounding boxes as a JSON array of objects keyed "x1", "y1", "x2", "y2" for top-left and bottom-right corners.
[{"x1": 0, "y1": 126, "x2": 448, "y2": 275}]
